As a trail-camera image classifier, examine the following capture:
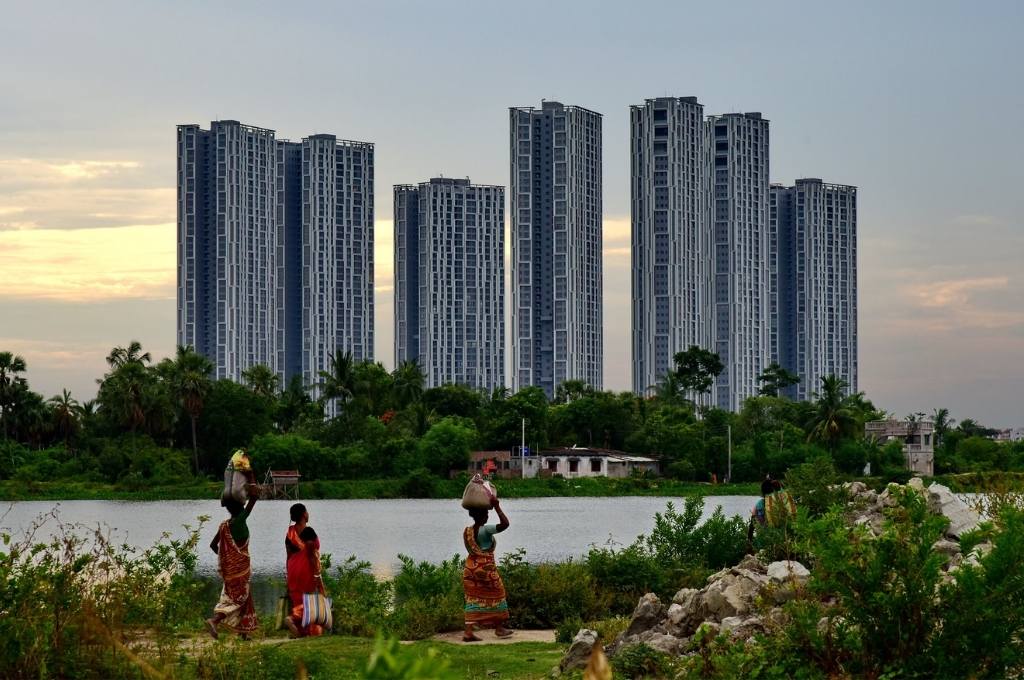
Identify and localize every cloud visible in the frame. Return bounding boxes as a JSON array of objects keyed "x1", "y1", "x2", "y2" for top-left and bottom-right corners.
[
  {"x1": 953, "y1": 214, "x2": 1003, "y2": 227},
  {"x1": 0, "y1": 223, "x2": 176, "y2": 301},
  {"x1": 0, "y1": 157, "x2": 170, "y2": 231},
  {"x1": 909, "y1": 276, "x2": 1009, "y2": 308}
]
